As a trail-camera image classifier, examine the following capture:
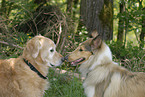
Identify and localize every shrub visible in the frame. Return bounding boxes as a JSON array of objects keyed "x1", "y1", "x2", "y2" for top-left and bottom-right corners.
[{"x1": 107, "y1": 41, "x2": 145, "y2": 72}]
